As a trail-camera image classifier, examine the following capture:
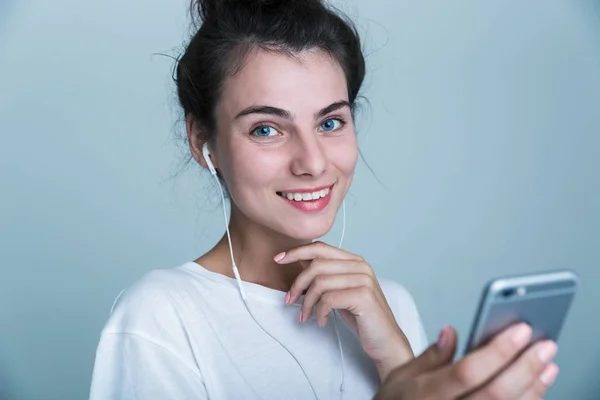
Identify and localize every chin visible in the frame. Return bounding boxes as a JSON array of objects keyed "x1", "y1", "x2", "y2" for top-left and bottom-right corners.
[{"x1": 274, "y1": 216, "x2": 335, "y2": 241}]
